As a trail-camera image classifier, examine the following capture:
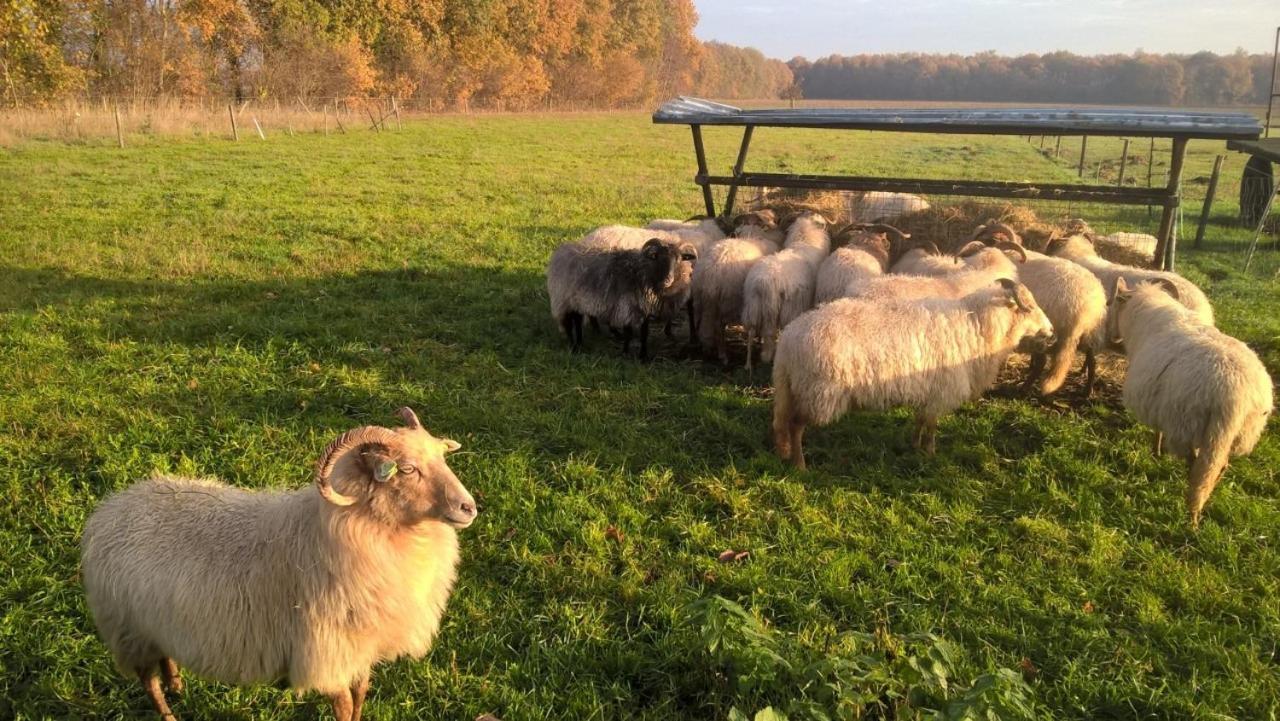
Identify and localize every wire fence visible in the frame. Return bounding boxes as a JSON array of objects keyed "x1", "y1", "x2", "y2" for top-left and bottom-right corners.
[
  {"x1": 4, "y1": 97, "x2": 1276, "y2": 272},
  {"x1": 0, "y1": 95, "x2": 650, "y2": 145},
  {"x1": 725, "y1": 132, "x2": 1278, "y2": 274}
]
